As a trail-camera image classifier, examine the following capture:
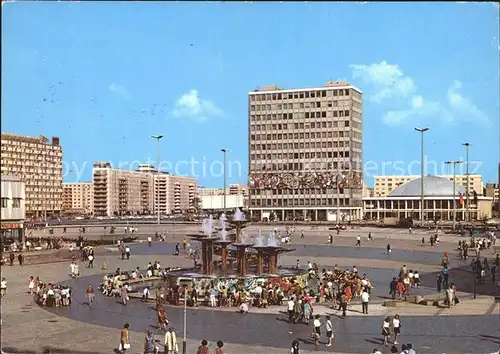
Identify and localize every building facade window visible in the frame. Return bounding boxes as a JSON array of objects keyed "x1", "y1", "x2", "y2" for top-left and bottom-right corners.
[
  {"x1": 1, "y1": 198, "x2": 8, "y2": 208},
  {"x1": 12, "y1": 198, "x2": 21, "y2": 208}
]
